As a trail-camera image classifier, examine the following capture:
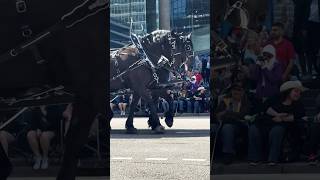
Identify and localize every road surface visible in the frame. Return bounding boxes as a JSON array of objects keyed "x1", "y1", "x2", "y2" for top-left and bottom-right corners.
[{"x1": 110, "y1": 116, "x2": 210, "y2": 180}]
